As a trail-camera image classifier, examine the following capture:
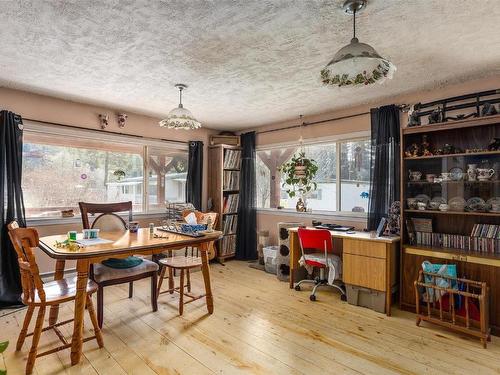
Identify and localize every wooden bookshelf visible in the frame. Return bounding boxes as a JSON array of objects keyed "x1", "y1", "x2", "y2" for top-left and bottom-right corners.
[
  {"x1": 400, "y1": 113, "x2": 500, "y2": 334},
  {"x1": 208, "y1": 144, "x2": 242, "y2": 262}
]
